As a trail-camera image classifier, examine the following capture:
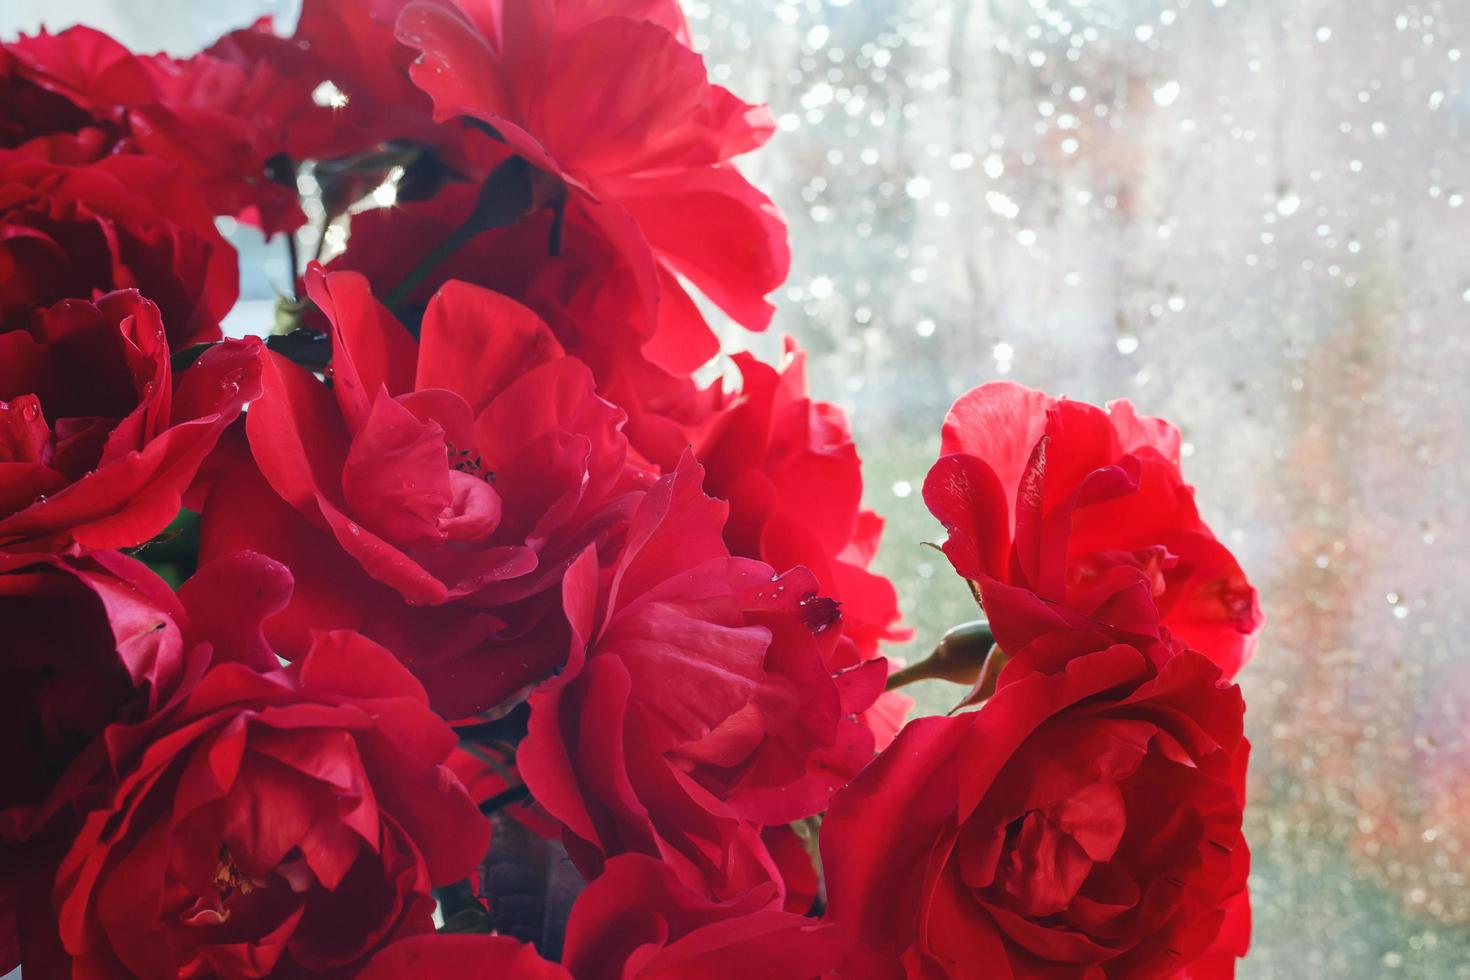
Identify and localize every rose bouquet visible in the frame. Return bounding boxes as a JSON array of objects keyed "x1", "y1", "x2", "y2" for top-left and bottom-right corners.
[{"x1": 0, "y1": 2, "x2": 1263, "y2": 978}]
